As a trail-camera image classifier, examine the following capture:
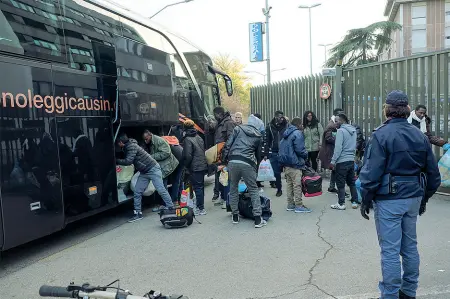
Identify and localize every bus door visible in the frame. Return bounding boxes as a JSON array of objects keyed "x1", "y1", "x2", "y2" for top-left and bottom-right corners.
[
  {"x1": 50, "y1": 64, "x2": 117, "y2": 222},
  {"x1": 0, "y1": 56, "x2": 64, "y2": 250}
]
